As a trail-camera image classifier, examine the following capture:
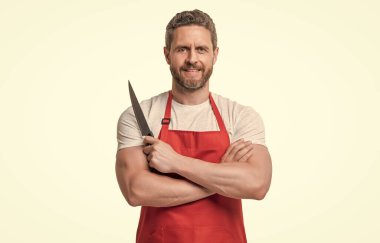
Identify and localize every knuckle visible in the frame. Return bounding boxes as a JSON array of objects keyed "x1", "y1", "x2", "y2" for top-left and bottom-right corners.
[{"x1": 231, "y1": 147, "x2": 239, "y2": 153}]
